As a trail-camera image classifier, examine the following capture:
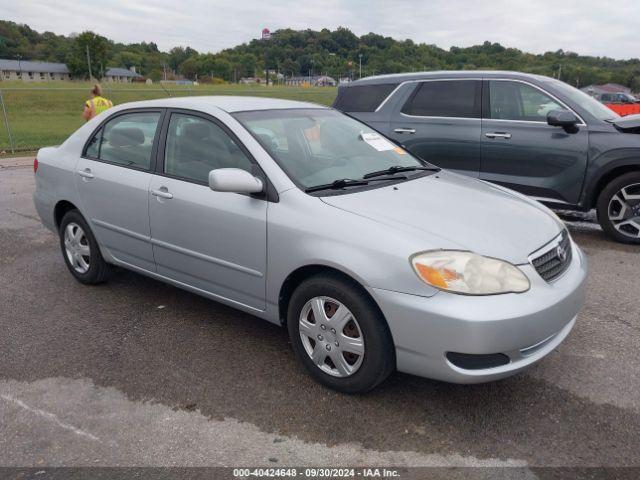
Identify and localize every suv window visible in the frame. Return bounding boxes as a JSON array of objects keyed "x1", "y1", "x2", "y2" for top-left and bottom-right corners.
[
  {"x1": 402, "y1": 80, "x2": 480, "y2": 118},
  {"x1": 164, "y1": 113, "x2": 253, "y2": 184},
  {"x1": 85, "y1": 111, "x2": 161, "y2": 170},
  {"x1": 489, "y1": 81, "x2": 563, "y2": 122},
  {"x1": 333, "y1": 83, "x2": 398, "y2": 112}
]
